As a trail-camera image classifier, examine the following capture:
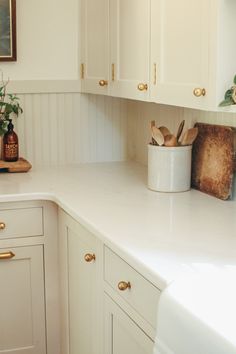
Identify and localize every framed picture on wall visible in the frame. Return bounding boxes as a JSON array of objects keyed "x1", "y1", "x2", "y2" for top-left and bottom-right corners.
[{"x1": 0, "y1": 0, "x2": 16, "y2": 61}]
